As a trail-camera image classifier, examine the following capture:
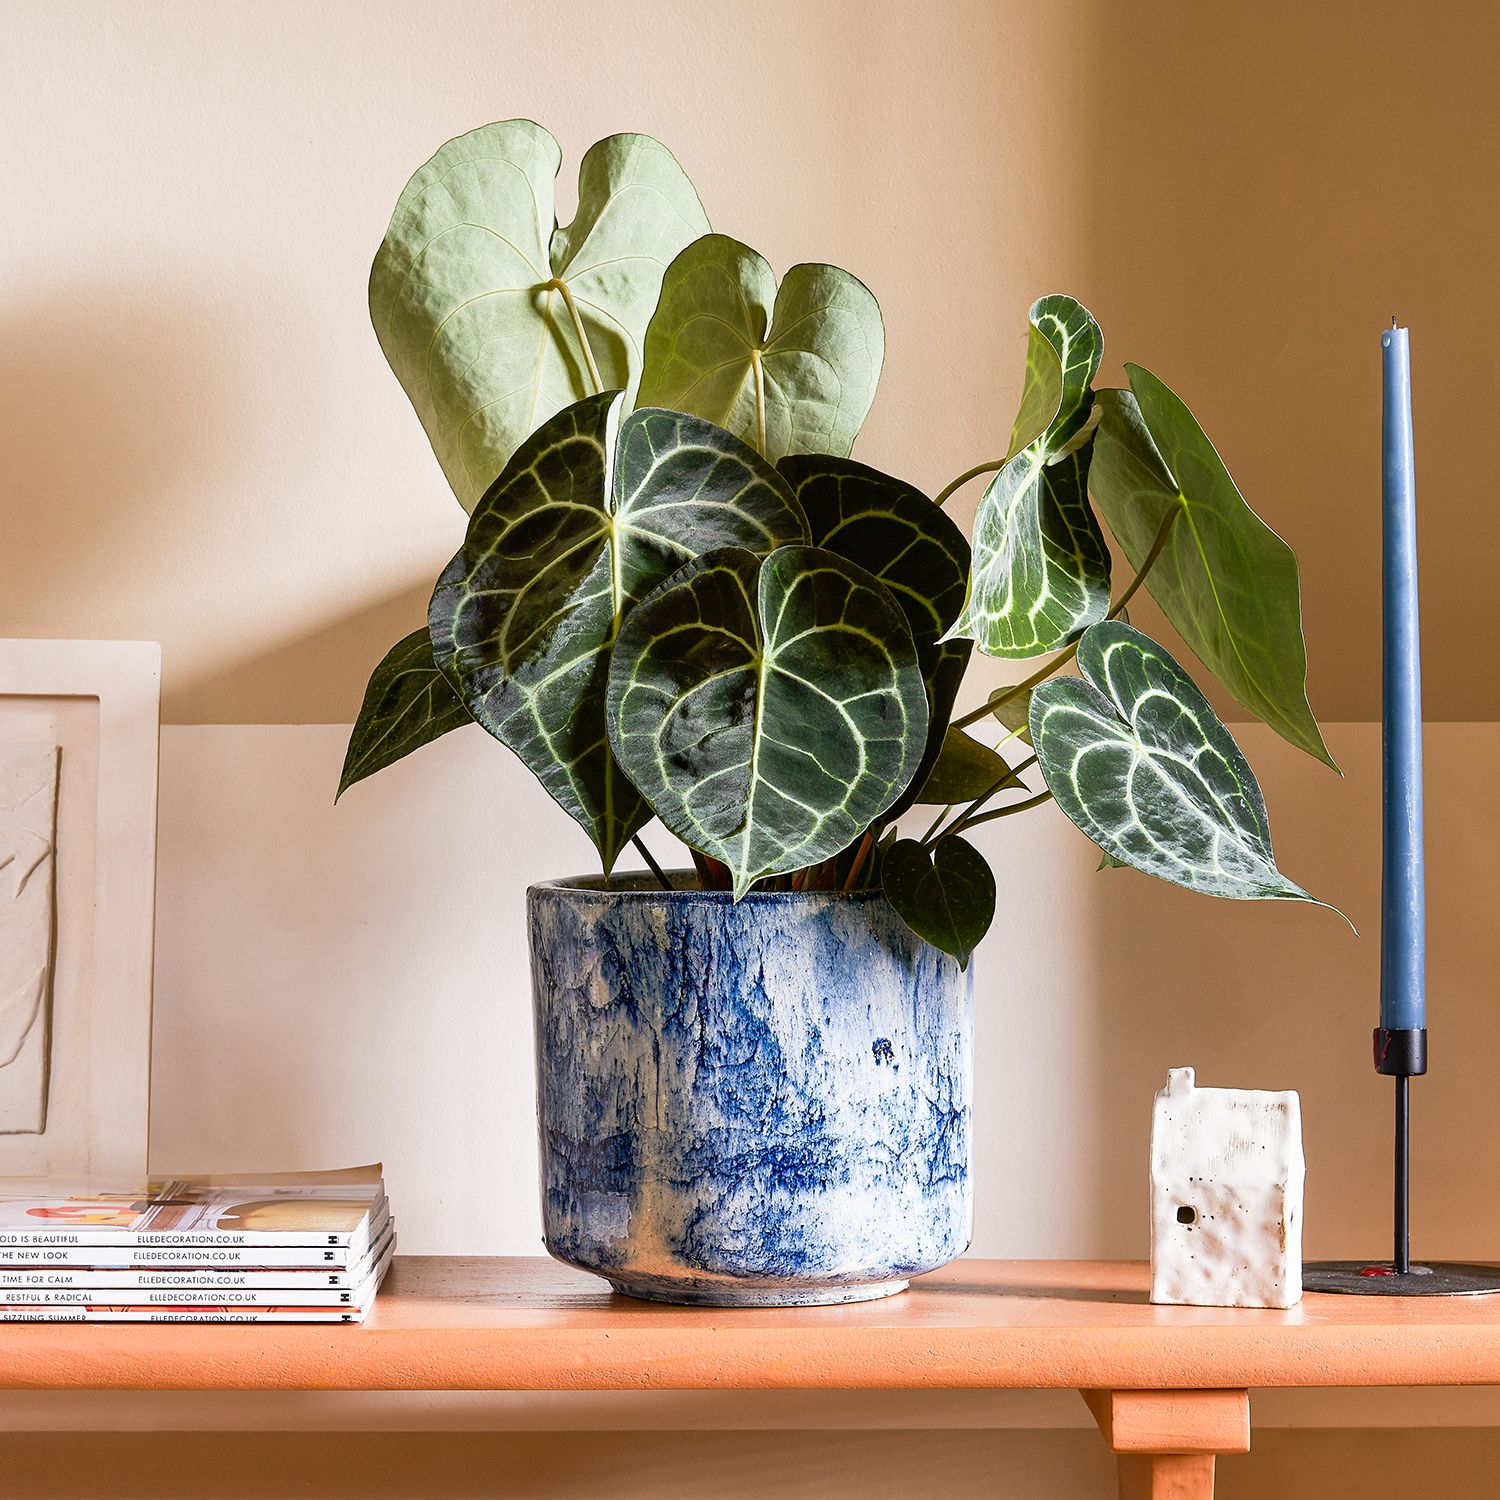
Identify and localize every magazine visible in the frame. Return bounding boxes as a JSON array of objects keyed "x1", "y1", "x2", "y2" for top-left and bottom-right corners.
[
  {"x1": 0, "y1": 1165, "x2": 386, "y2": 1250},
  {"x1": 0, "y1": 1308, "x2": 376, "y2": 1324},
  {"x1": 0, "y1": 1225, "x2": 395, "y2": 1289},
  {"x1": 0, "y1": 1233, "x2": 394, "y2": 1312}
]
